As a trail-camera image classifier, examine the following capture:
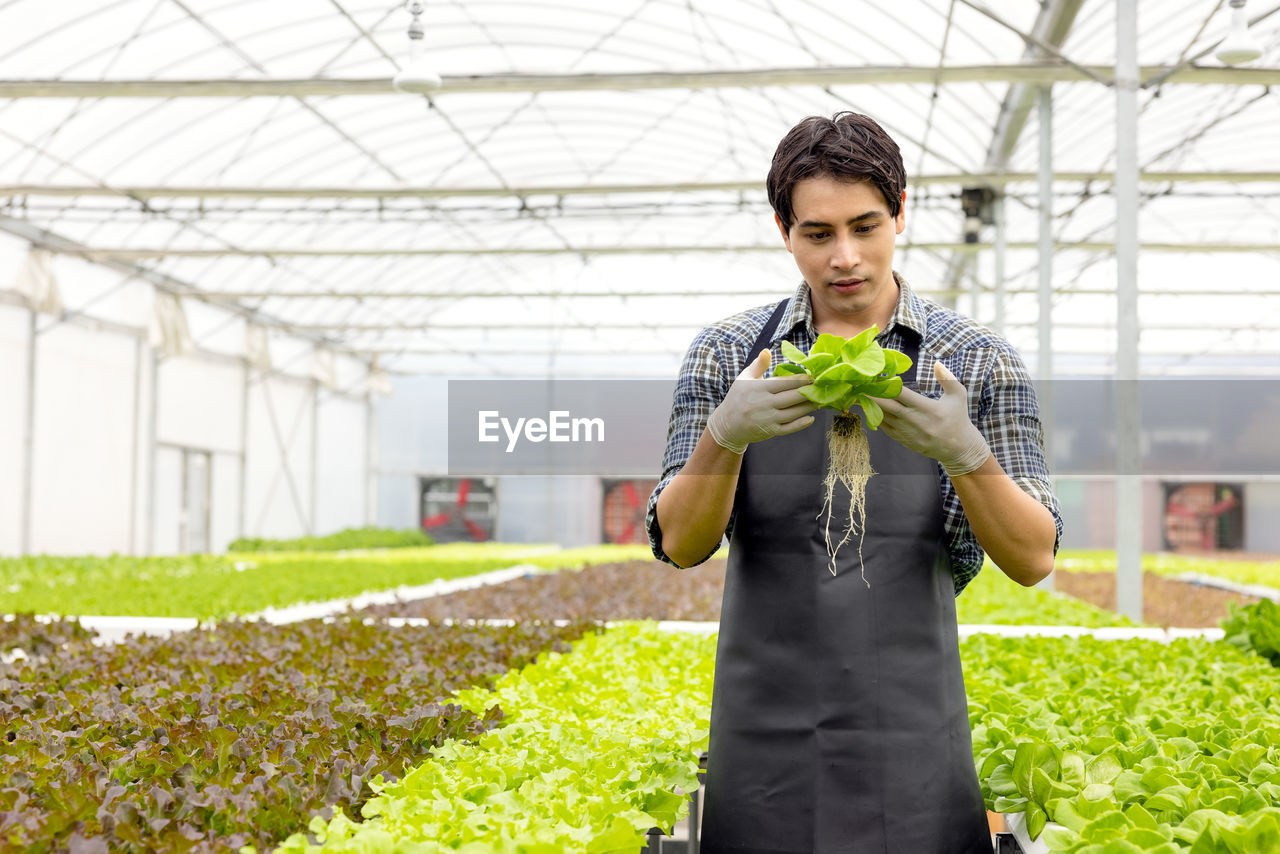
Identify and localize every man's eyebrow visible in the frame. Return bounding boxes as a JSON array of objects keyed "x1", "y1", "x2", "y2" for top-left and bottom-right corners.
[{"x1": 796, "y1": 211, "x2": 885, "y2": 229}]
